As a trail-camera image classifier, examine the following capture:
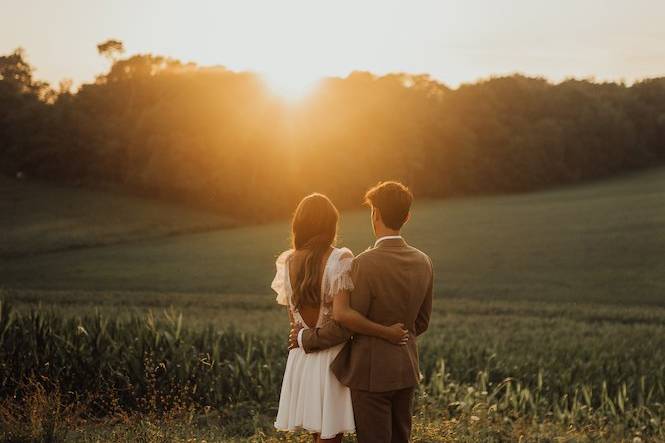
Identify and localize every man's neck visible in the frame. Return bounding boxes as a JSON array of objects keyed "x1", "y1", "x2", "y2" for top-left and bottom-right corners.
[
  {"x1": 374, "y1": 232, "x2": 402, "y2": 247},
  {"x1": 375, "y1": 229, "x2": 400, "y2": 240},
  {"x1": 375, "y1": 229, "x2": 401, "y2": 243}
]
